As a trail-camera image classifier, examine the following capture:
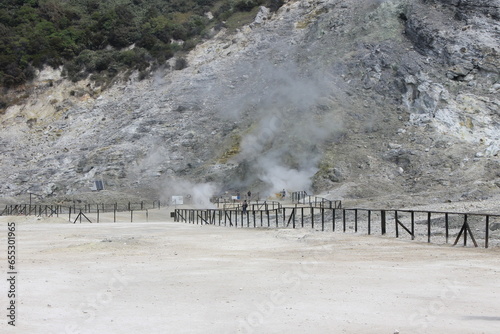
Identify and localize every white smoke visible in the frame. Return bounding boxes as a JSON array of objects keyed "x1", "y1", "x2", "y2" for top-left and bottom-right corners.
[
  {"x1": 256, "y1": 162, "x2": 318, "y2": 194},
  {"x1": 159, "y1": 177, "x2": 218, "y2": 209},
  {"x1": 215, "y1": 60, "x2": 343, "y2": 196}
]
